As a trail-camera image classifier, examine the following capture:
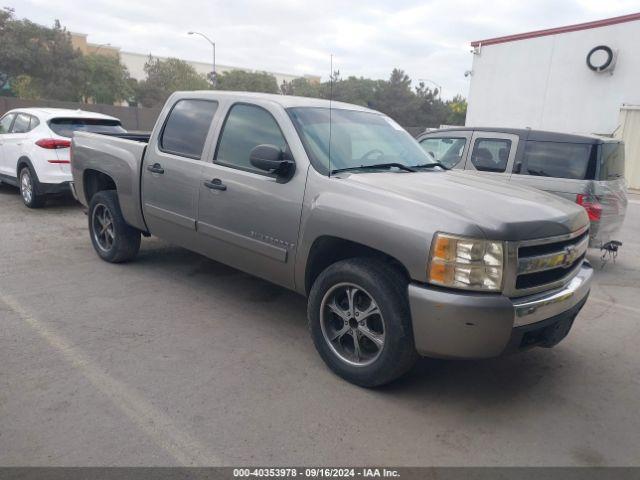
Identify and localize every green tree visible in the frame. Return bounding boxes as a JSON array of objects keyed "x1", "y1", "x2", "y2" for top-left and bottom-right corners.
[
  {"x1": 370, "y1": 69, "x2": 418, "y2": 126},
  {"x1": 281, "y1": 77, "x2": 321, "y2": 97},
  {"x1": 81, "y1": 53, "x2": 133, "y2": 104},
  {"x1": 135, "y1": 56, "x2": 210, "y2": 107},
  {"x1": 216, "y1": 70, "x2": 279, "y2": 93},
  {"x1": 445, "y1": 94, "x2": 467, "y2": 126},
  {"x1": 0, "y1": 8, "x2": 84, "y2": 100}
]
